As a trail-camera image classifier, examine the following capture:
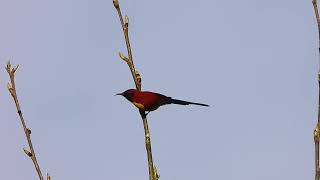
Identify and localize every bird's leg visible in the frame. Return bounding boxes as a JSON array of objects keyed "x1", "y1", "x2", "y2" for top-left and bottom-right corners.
[
  {"x1": 139, "y1": 110, "x2": 150, "y2": 117},
  {"x1": 139, "y1": 110, "x2": 147, "y2": 118}
]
